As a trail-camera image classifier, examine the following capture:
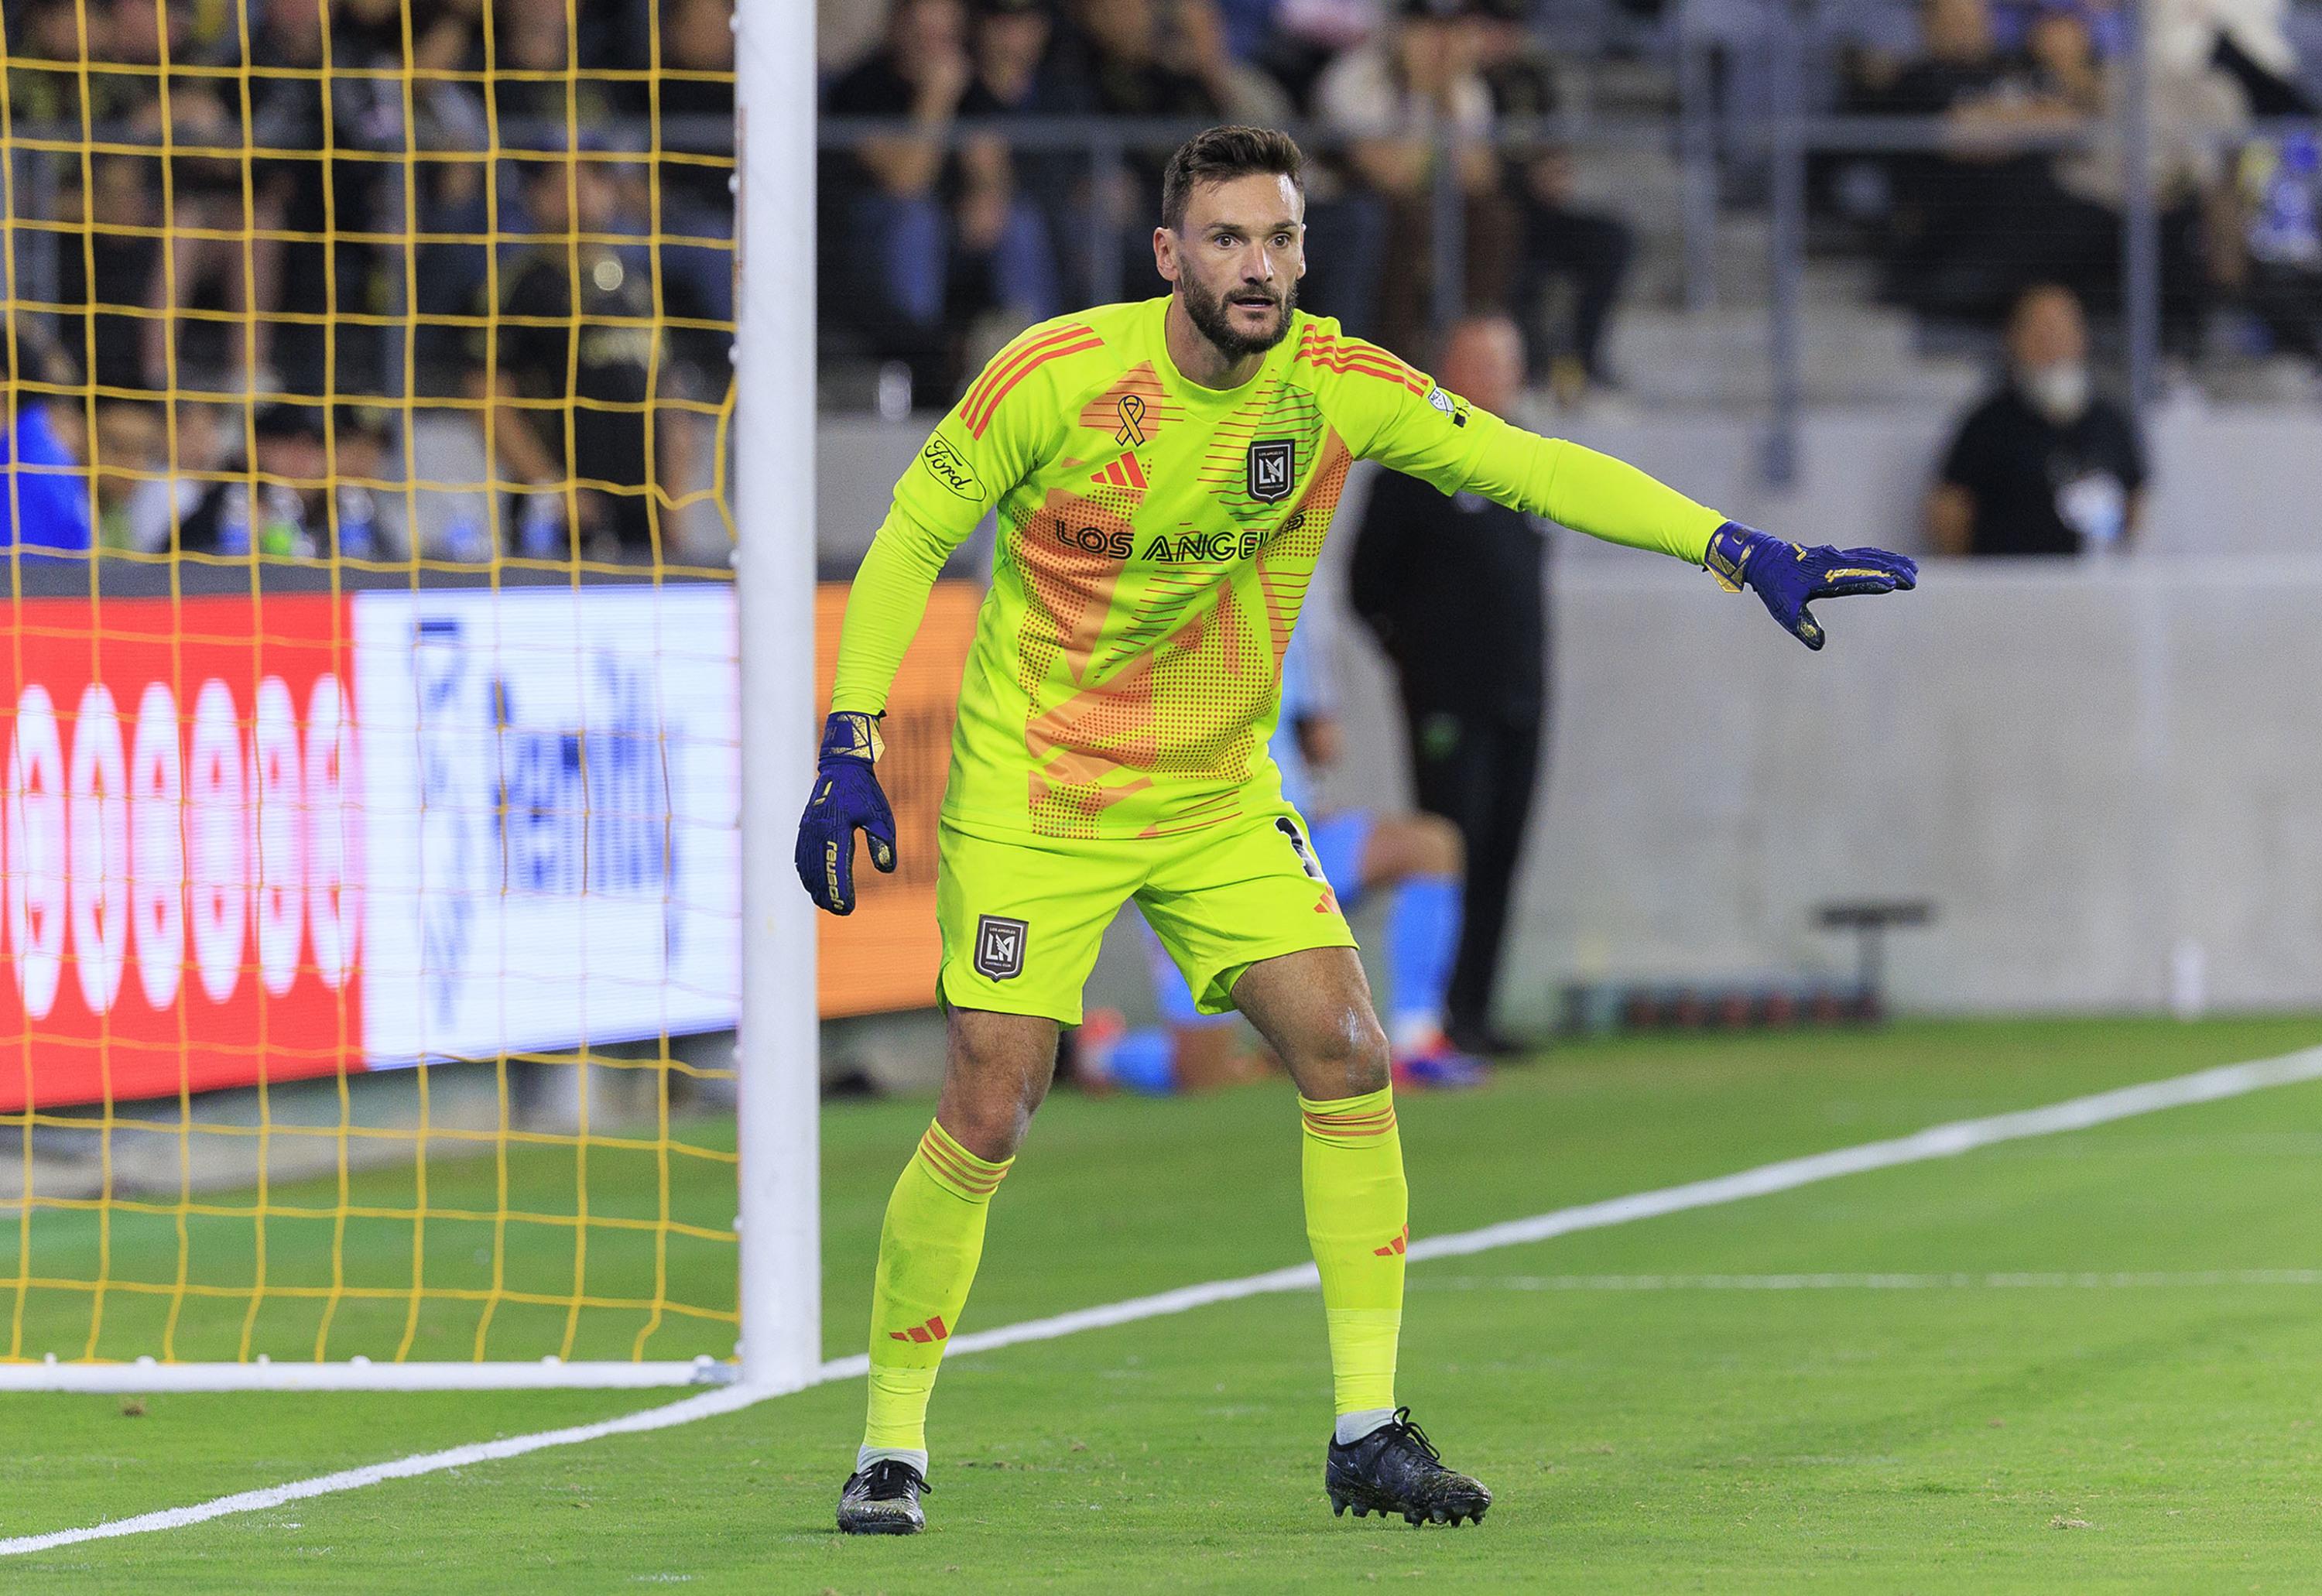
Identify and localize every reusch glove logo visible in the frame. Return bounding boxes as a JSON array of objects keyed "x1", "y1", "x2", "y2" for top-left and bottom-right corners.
[{"x1": 794, "y1": 712, "x2": 897, "y2": 915}]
